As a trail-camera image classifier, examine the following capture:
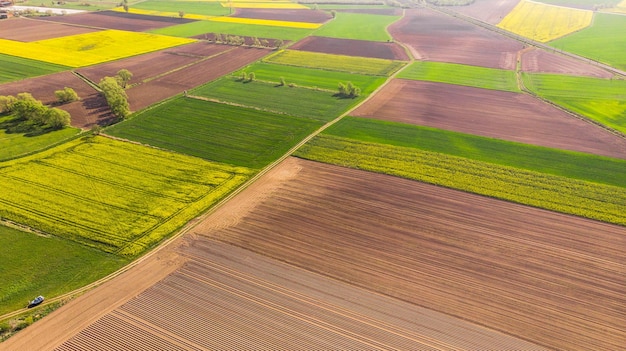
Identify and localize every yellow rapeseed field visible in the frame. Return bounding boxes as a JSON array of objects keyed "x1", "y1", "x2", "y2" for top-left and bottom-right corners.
[
  {"x1": 497, "y1": 0, "x2": 593, "y2": 42},
  {"x1": 221, "y1": 2, "x2": 309, "y2": 9},
  {"x1": 208, "y1": 16, "x2": 320, "y2": 28},
  {"x1": 0, "y1": 30, "x2": 195, "y2": 67}
]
